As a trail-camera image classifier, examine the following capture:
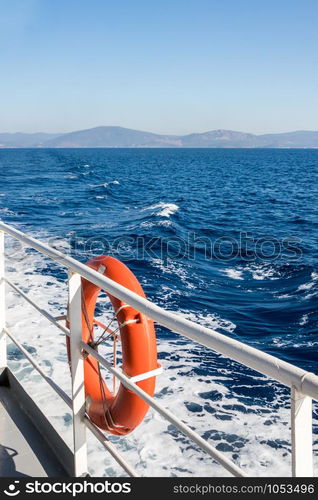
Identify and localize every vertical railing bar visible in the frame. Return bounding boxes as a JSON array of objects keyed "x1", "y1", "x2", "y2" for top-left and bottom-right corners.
[
  {"x1": 291, "y1": 386, "x2": 313, "y2": 476},
  {"x1": 0, "y1": 230, "x2": 6, "y2": 368},
  {"x1": 68, "y1": 271, "x2": 88, "y2": 477}
]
